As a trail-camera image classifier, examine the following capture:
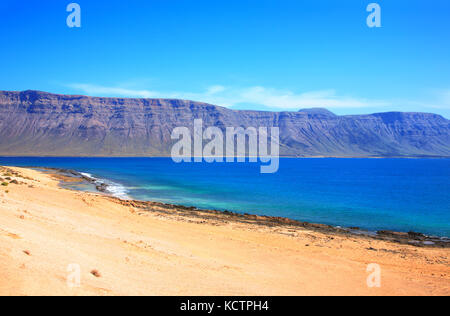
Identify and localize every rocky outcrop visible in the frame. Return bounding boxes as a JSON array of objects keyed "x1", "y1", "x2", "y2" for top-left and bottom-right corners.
[{"x1": 0, "y1": 90, "x2": 449, "y2": 157}]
